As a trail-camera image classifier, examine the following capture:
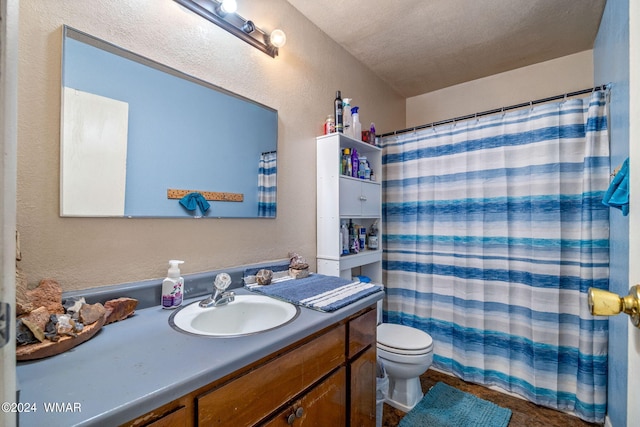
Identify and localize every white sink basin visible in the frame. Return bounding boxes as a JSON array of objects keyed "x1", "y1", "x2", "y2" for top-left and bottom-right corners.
[{"x1": 169, "y1": 294, "x2": 299, "y2": 337}]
